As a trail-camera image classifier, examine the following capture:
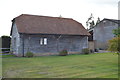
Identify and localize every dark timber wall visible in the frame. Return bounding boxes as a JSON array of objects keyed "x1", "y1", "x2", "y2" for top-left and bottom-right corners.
[{"x1": 19, "y1": 34, "x2": 88, "y2": 56}]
